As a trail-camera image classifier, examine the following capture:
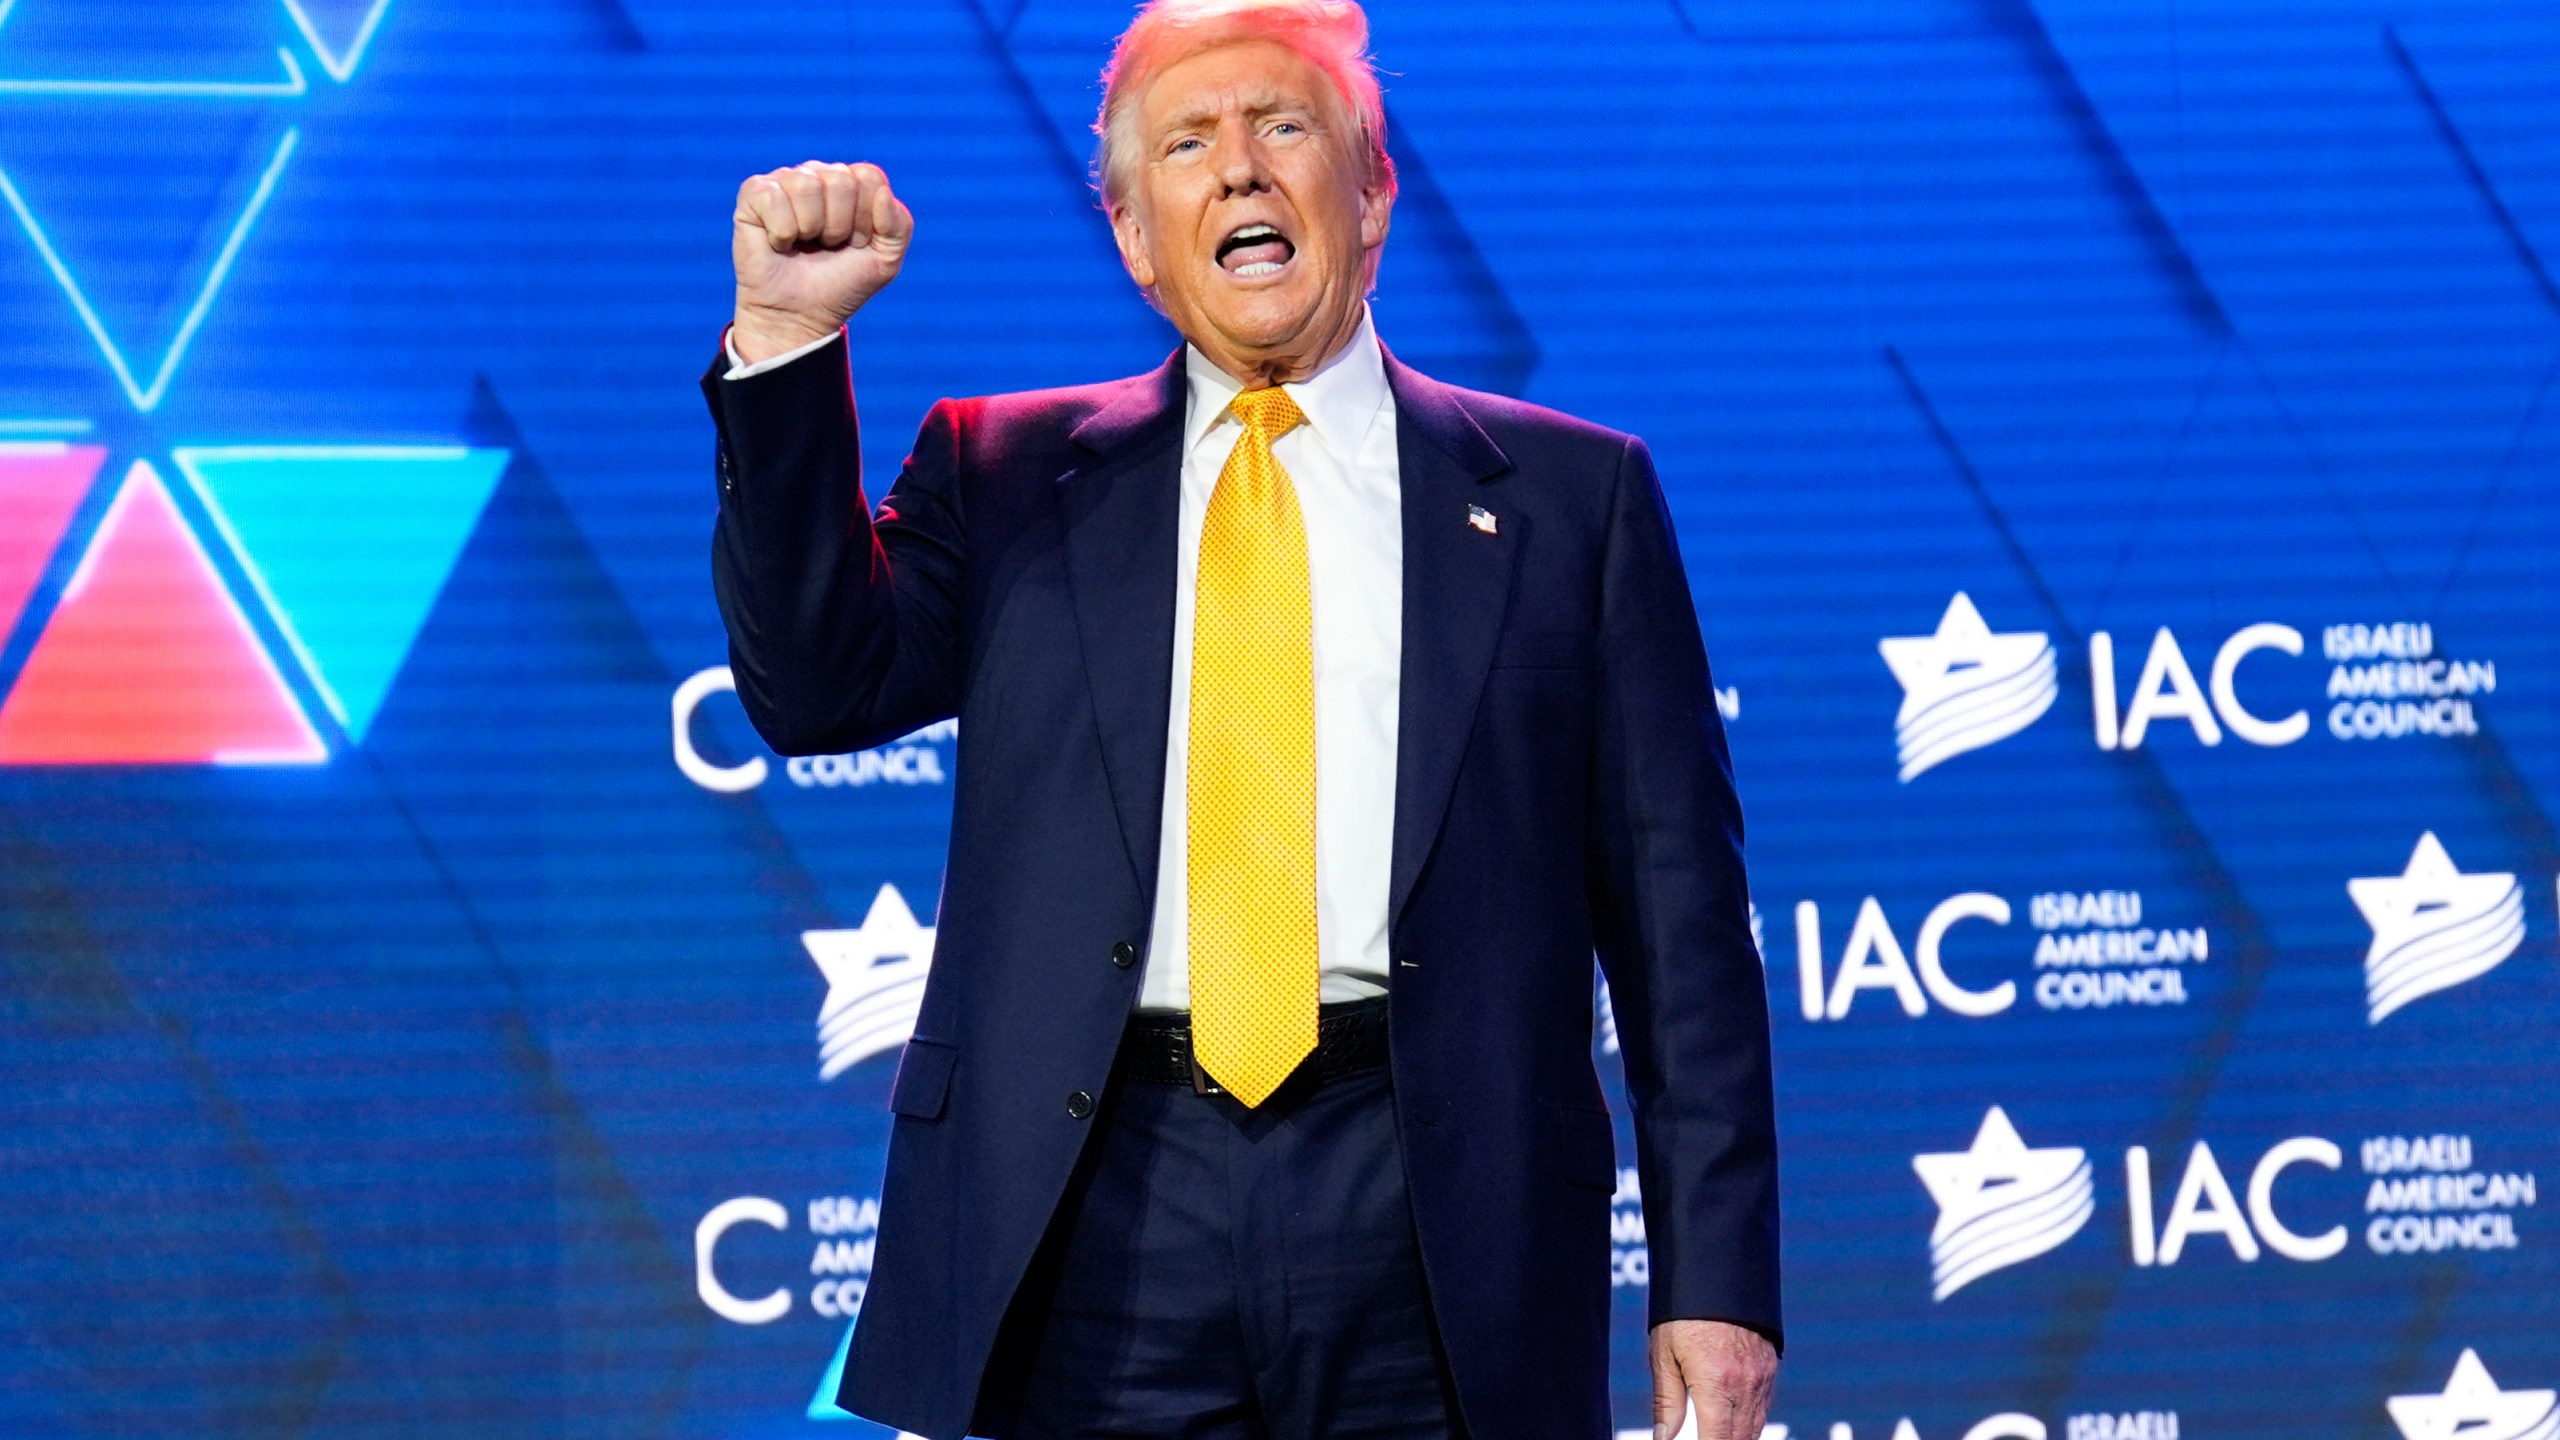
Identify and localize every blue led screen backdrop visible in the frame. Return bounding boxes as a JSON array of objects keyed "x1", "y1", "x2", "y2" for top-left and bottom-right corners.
[{"x1": 0, "y1": 2, "x2": 2554, "y2": 1438}]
